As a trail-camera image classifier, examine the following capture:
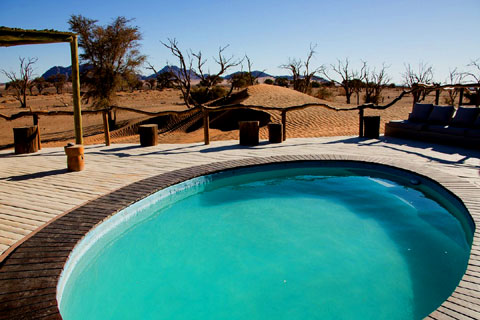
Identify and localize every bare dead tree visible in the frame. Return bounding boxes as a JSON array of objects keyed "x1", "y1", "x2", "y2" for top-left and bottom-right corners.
[
  {"x1": 162, "y1": 38, "x2": 195, "y2": 107},
  {"x1": 244, "y1": 55, "x2": 262, "y2": 85},
  {"x1": 402, "y1": 62, "x2": 434, "y2": 87},
  {"x1": 163, "y1": 39, "x2": 240, "y2": 106},
  {"x1": 465, "y1": 59, "x2": 480, "y2": 105},
  {"x1": 363, "y1": 62, "x2": 391, "y2": 104},
  {"x1": 444, "y1": 68, "x2": 465, "y2": 105},
  {"x1": 465, "y1": 59, "x2": 480, "y2": 83},
  {"x1": 322, "y1": 58, "x2": 360, "y2": 104},
  {"x1": 1, "y1": 57, "x2": 38, "y2": 108},
  {"x1": 281, "y1": 44, "x2": 322, "y2": 94},
  {"x1": 192, "y1": 45, "x2": 240, "y2": 96},
  {"x1": 402, "y1": 62, "x2": 434, "y2": 102}
]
